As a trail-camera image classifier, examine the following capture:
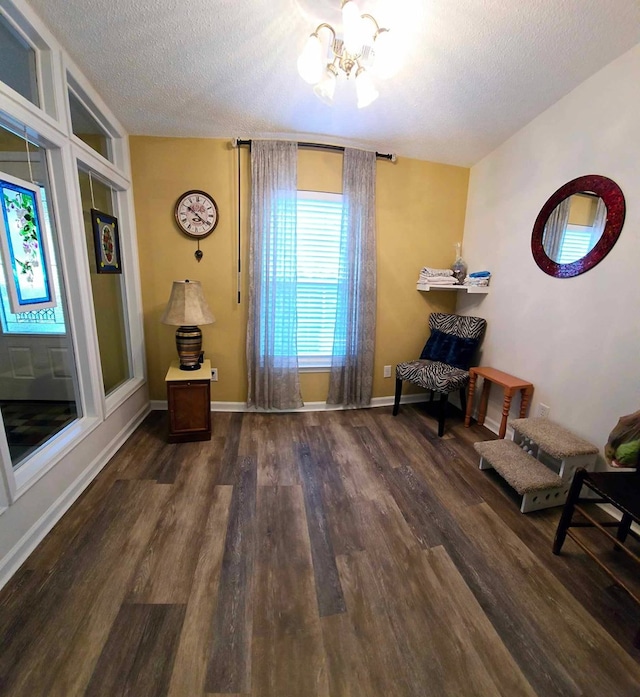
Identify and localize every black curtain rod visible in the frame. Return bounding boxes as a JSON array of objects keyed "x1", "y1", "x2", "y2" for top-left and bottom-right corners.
[{"x1": 233, "y1": 138, "x2": 395, "y2": 162}]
